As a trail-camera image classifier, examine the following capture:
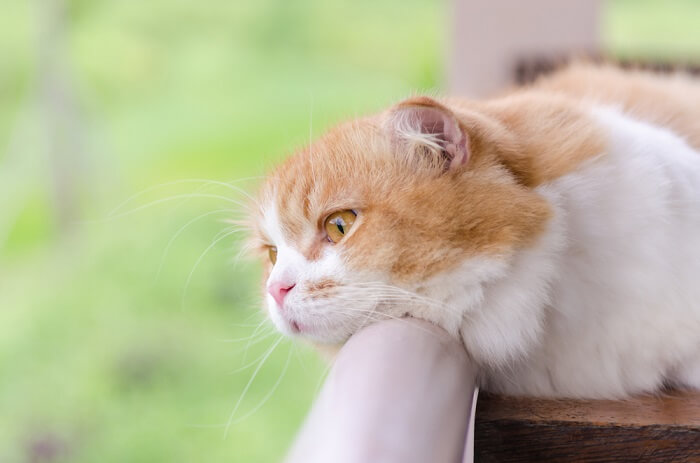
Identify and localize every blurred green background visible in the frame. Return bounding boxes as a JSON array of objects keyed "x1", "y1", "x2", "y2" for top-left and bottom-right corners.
[{"x1": 1, "y1": 1, "x2": 699, "y2": 461}]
